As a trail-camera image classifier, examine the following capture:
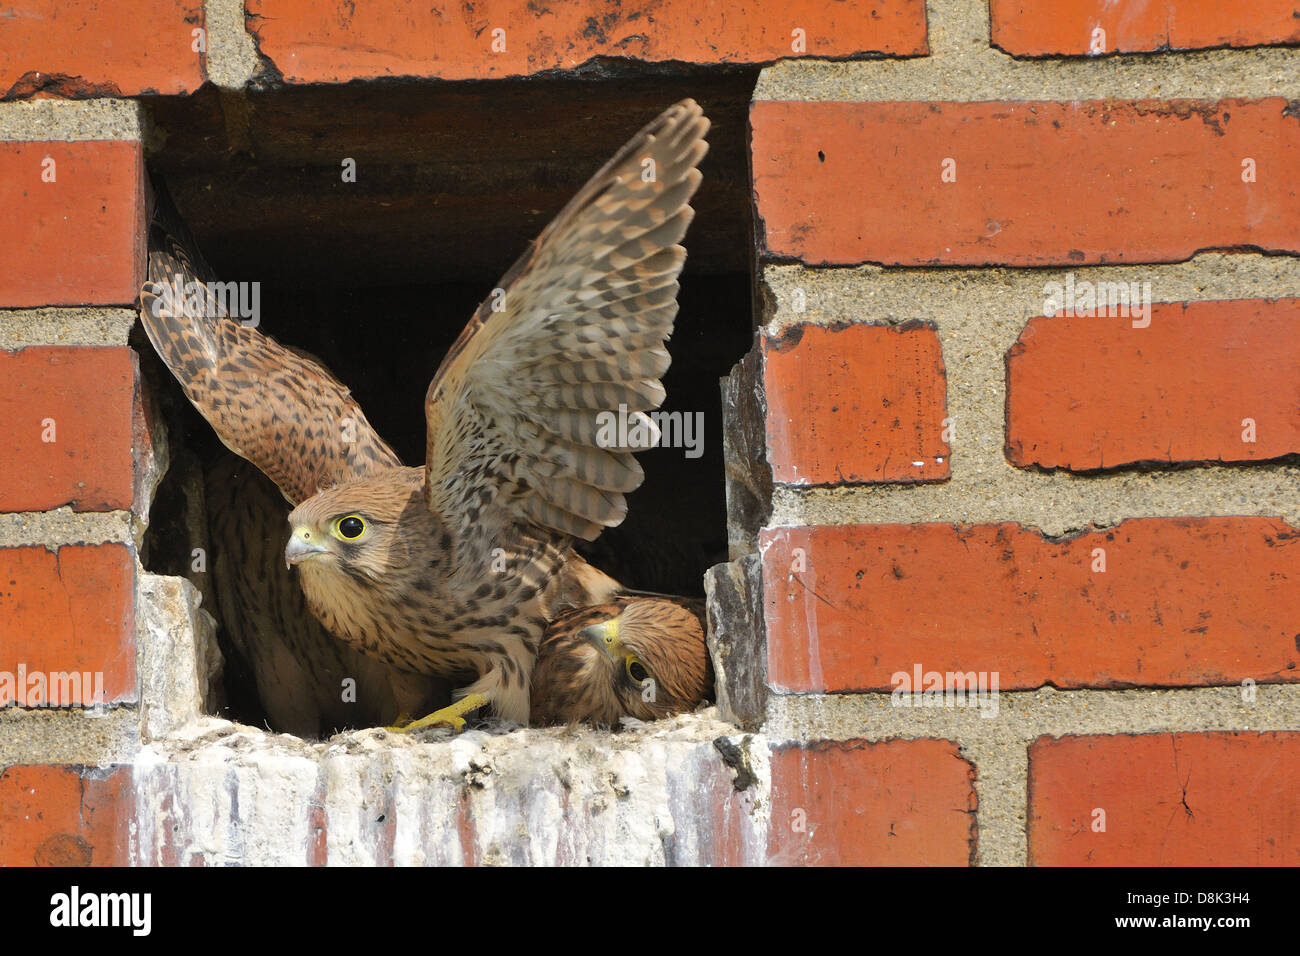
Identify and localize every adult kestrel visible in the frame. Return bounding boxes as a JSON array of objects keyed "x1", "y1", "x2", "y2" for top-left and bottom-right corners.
[
  {"x1": 530, "y1": 596, "x2": 711, "y2": 726},
  {"x1": 141, "y1": 99, "x2": 711, "y2": 730}
]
